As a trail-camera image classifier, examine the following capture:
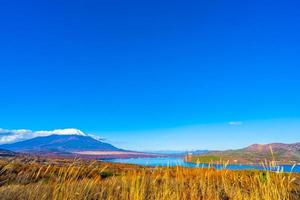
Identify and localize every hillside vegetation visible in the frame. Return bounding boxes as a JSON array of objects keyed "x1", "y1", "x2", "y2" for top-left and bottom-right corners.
[
  {"x1": 188, "y1": 143, "x2": 300, "y2": 164},
  {"x1": 0, "y1": 156, "x2": 299, "y2": 200}
]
